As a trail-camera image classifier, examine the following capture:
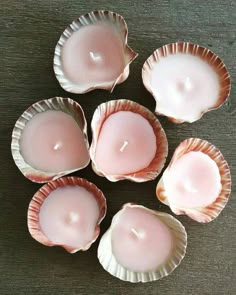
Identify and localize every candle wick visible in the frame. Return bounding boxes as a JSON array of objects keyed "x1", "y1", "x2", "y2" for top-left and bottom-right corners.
[
  {"x1": 68, "y1": 211, "x2": 79, "y2": 223},
  {"x1": 131, "y1": 228, "x2": 145, "y2": 239},
  {"x1": 185, "y1": 77, "x2": 192, "y2": 90},
  {"x1": 53, "y1": 142, "x2": 61, "y2": 151},
  {"x1": 89, "y1": 51, "x2": 102, "y2": 62},
  {"x1": 120, "y1": 140, "x2": 129, "y2": 152},
  {"x1": 184, "y1": 181, "x2": 198, "y2": 193}
]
